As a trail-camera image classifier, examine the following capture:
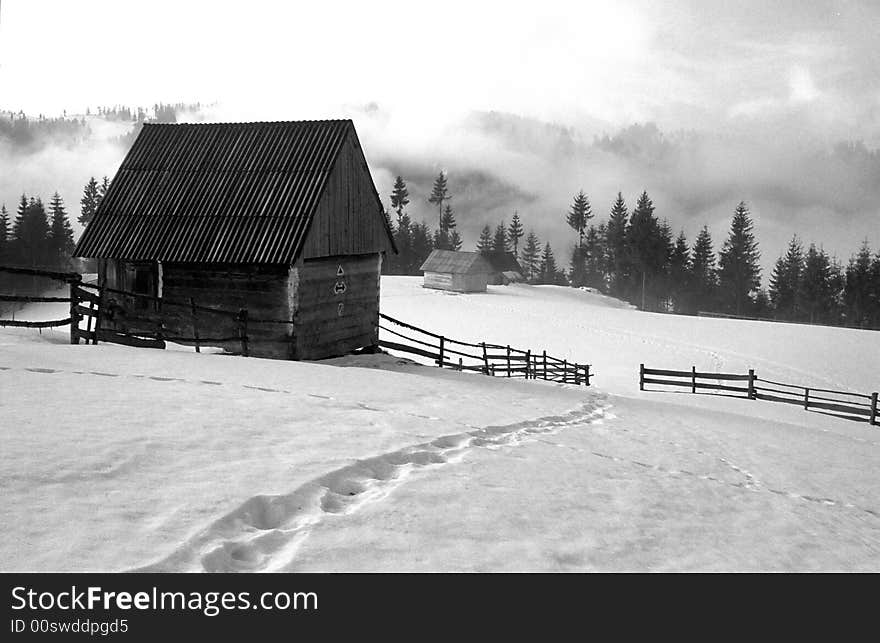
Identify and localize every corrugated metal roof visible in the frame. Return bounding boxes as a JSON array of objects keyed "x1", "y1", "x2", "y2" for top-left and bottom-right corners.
[
  {"x1": 74, "y1": 119, "x2": 378, "y2": 264},
  {"x1": 420, "y1": 250, "x2": 493, "y2": 275}
]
